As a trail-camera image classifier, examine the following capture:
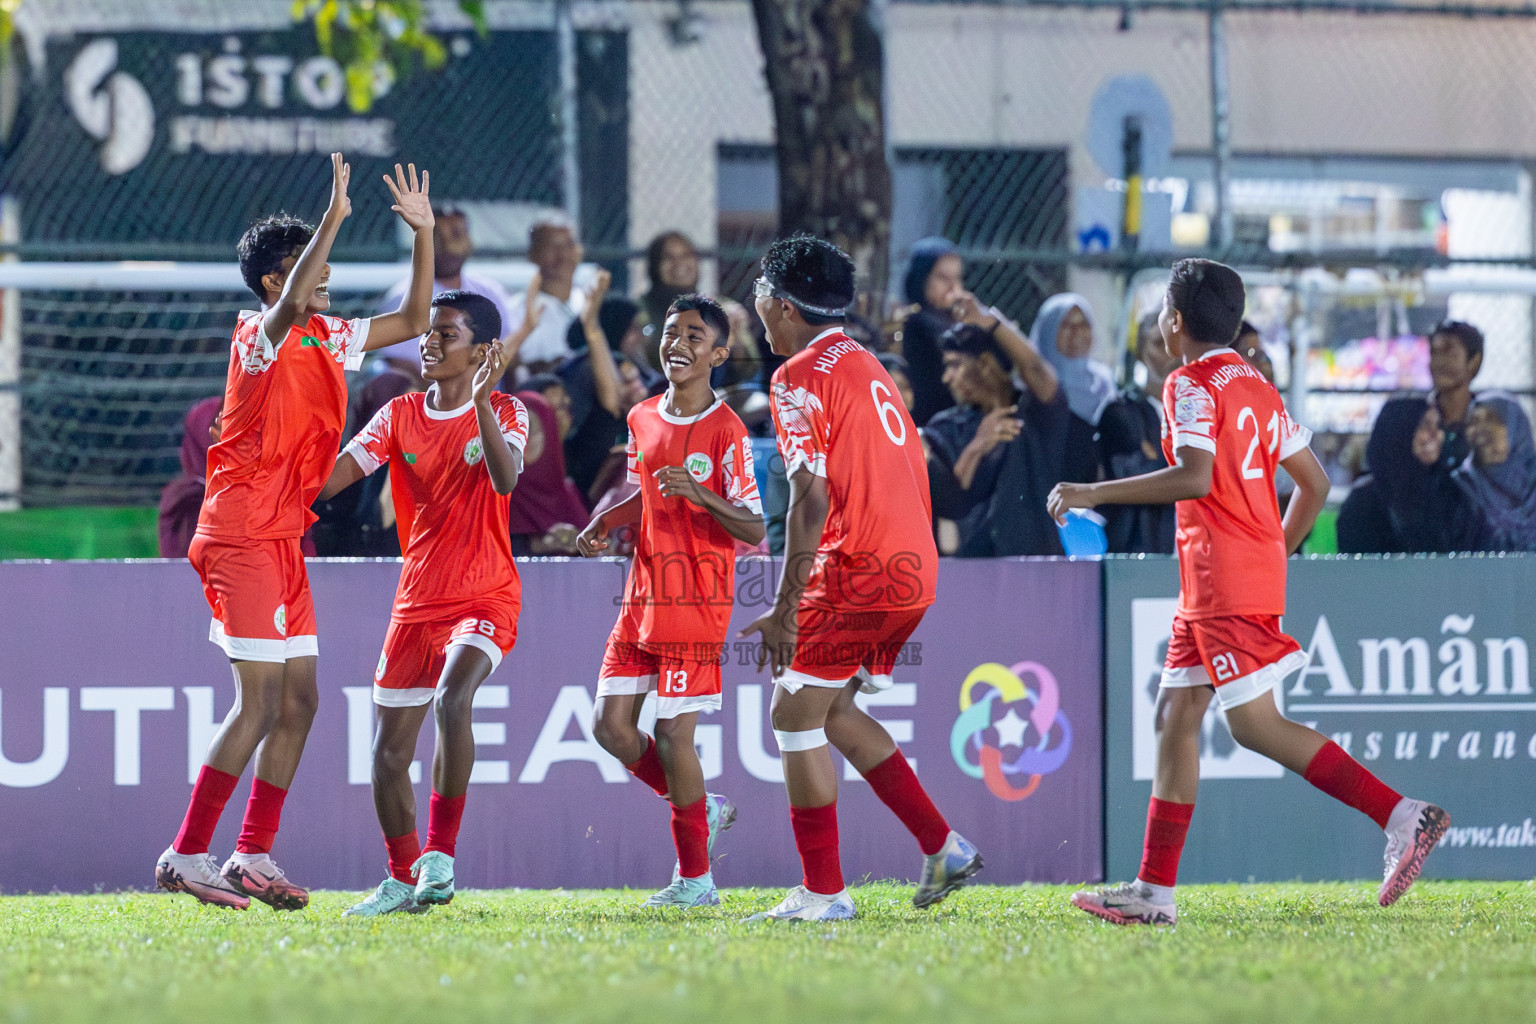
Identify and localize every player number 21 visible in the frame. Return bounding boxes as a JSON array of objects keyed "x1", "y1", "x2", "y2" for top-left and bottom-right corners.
[
  {"x1": 1237, "y1": 406, "x2": 1280, "y2": 480},
  {"x1": 662, "y1": 669, "x2": 689, "y2": 695},
  {"x1": 870, "y1": 380, "x2": 907, "y2": 446}
]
